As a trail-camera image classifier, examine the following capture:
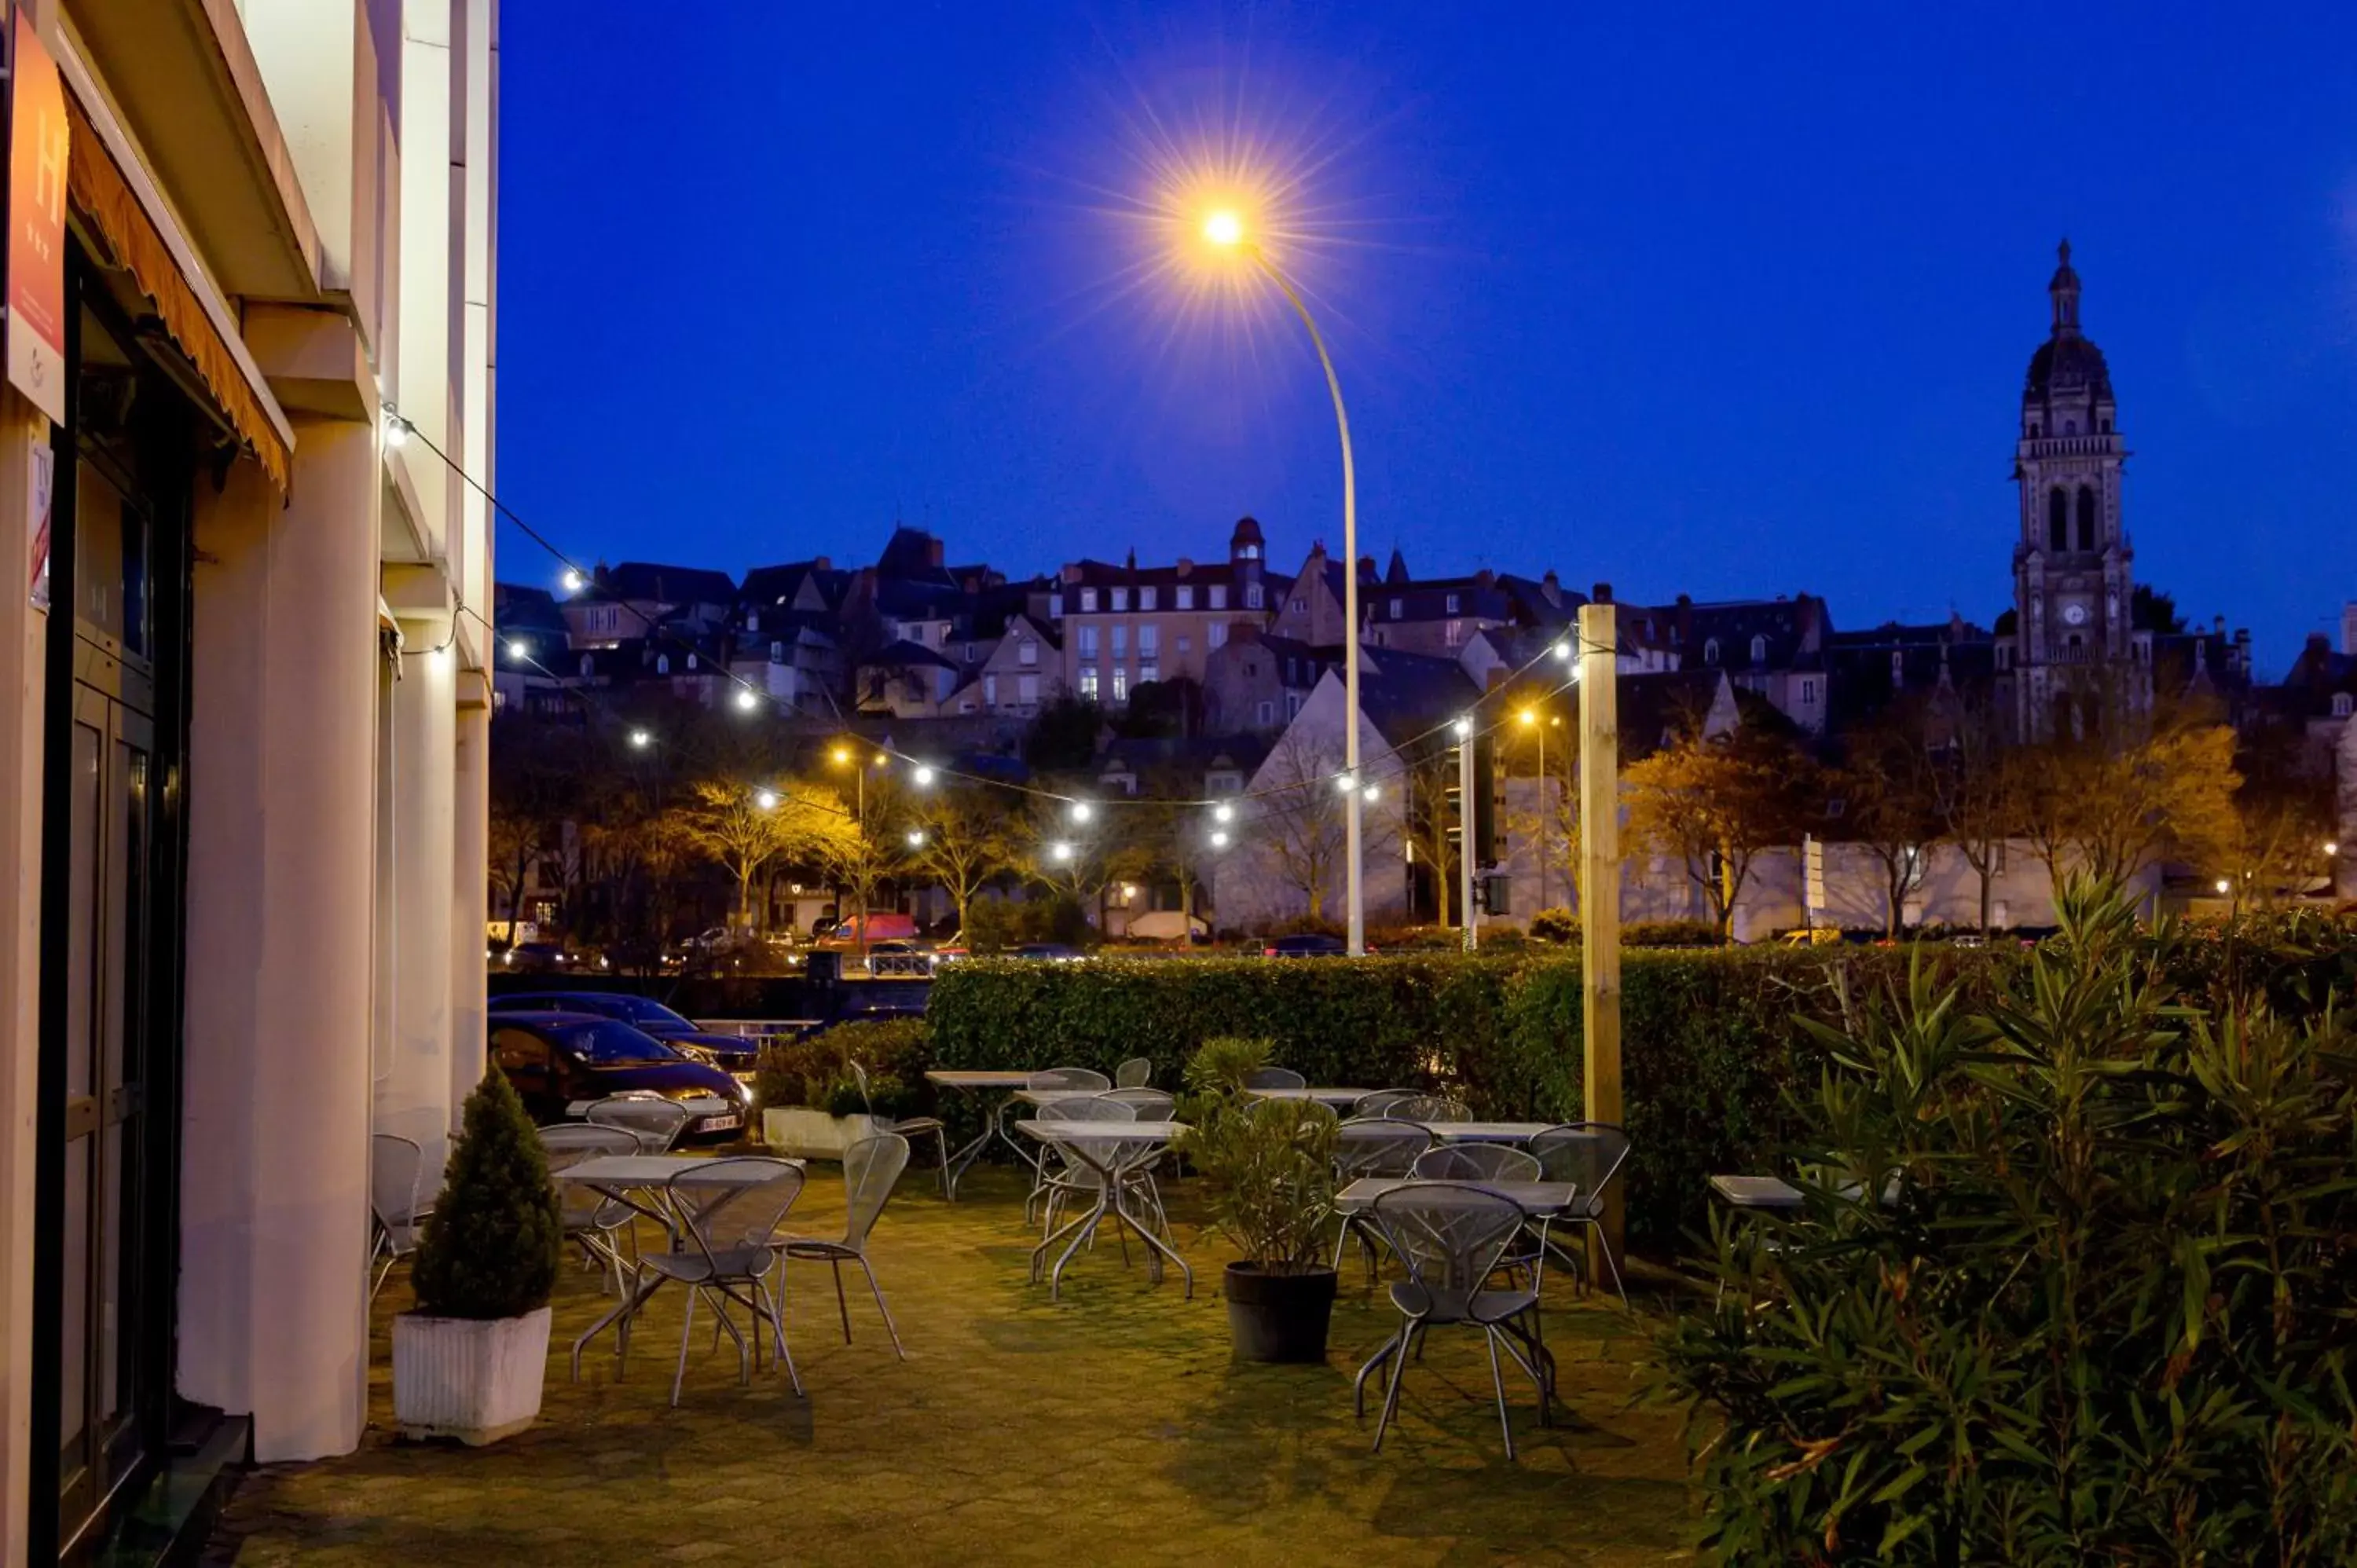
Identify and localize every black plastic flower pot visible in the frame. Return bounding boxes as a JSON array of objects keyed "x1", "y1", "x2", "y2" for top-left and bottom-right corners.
[{"x1": 1223, "y1": 1262, "x2": 1339, "y2": 1363}]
